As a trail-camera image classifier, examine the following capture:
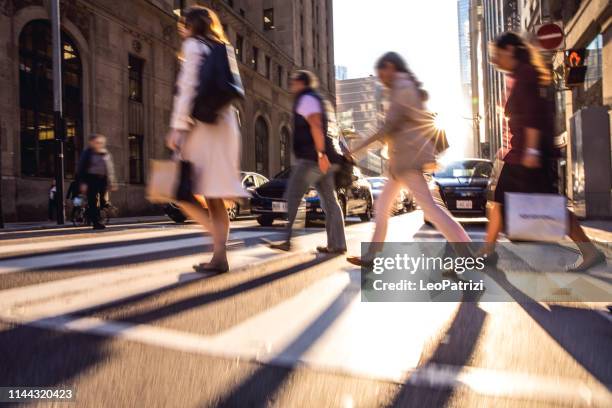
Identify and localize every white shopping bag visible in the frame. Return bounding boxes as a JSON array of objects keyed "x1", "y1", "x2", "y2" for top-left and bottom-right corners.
[{"x1": 504, "y1": 193, "x2": 568, "y2": 242}]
